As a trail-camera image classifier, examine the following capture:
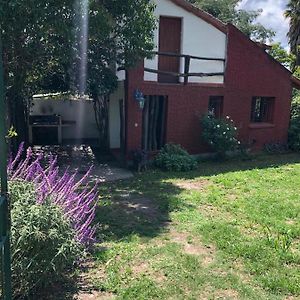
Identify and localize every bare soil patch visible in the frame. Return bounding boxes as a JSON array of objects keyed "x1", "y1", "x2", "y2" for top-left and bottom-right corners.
[
  {"x1": 129, "y1": 260, "x2": 167, "y2": 285},
  {"x1": 75, "y1": 261, "x2": 114, "y2": 300},
  {"x1": 199, "y1": 204, "x2": 233, "y2": 221},
  {"x1": 76, "y1": 291, "x2": 115, "y2": 300},
  {"x1": 286, "y1": 219, "x2": 297, "y2": 225},
  {"x1": 114, "y1": 194, "x2": 160, "y2": 220},
  {"x1": 227, "y1": 194, "x2": 238, "y2": 201},
  {"x1": 214, "y1": 289, "x2": 240, "y2": 299},
  {"x1": 198, "y1": 285, "x2": 239, "y2": 300},
  {"x1": 174, "y1": 179, "x2": 210, "y2": 191},
  {"x1": 169, "y1": 229, "x2": 216, "y2": 266}
]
